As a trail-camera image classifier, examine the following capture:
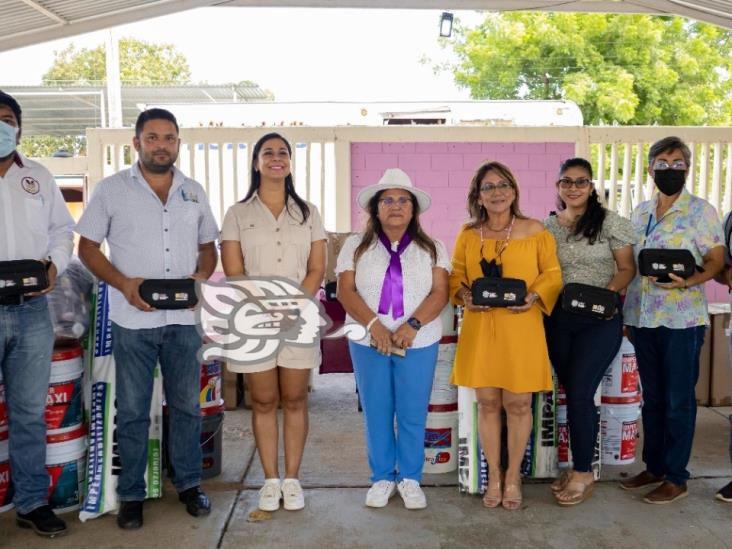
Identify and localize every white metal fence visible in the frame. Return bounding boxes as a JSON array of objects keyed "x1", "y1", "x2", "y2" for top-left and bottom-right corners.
[{"x1": 84, "y1": 126, "x2": 732, "y2": 229}]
